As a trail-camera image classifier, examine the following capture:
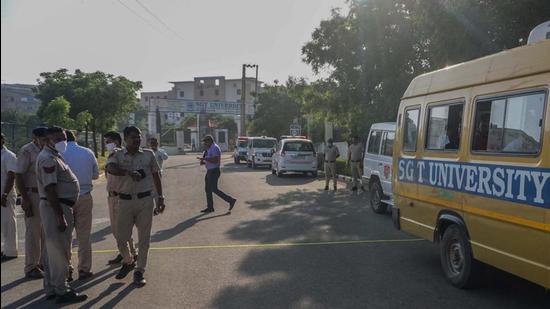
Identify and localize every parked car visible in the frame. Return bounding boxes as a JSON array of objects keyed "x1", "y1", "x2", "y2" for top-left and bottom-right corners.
[
  {"x1": 233, "y1": 136, "x2": 249, "y2": 164},
  {"x1": 272, "y1": 138, "x2": 317, "y2": 177},
  {"x1": 246, "y1": 136, "x2": 277, "y2": 168},
  {"x1": 362, "y1": 122, "x2": 396, "y2": 214}
]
